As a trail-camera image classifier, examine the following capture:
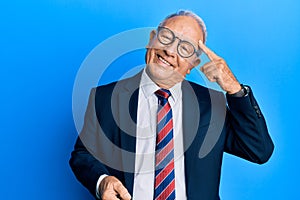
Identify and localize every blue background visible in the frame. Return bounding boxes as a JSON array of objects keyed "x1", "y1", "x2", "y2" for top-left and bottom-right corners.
[{"x1": 1, "y1": 0, "x2": 299, "y2": 199}]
